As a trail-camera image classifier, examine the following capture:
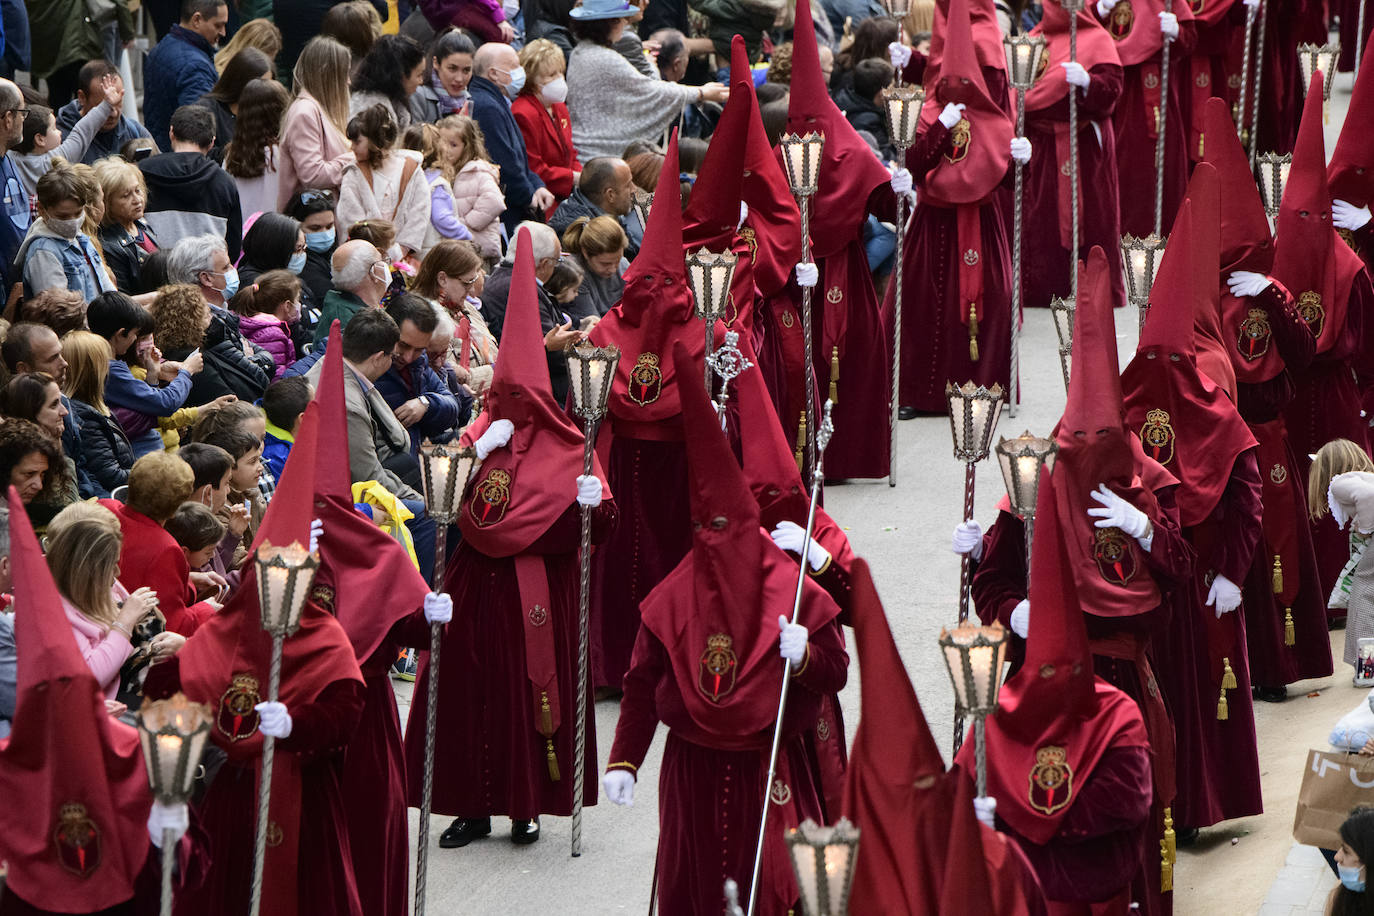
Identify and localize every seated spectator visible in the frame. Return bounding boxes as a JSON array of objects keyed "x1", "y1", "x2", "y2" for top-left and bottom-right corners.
[
  {"x1": 165, "y1": 501, "x2": 228, "y2": 595},
  {"x1": 144, "y1": 0, "x2": 228, "y2": 151},
  {"x1": 0, "y1": 373, "x2": 80, "y2": 523},
  {"x1": 651, "y1": 28, "x2": 721, "y2": 139},
  {"x1": 238, "y1": 211, "x2": 312, "y2": 350},
  {"x1": 375, "y1": 292, "x2": 471, "y2": 453},
  {"x1": 548, "y1": 155, "x2": 641, "y2": 258},
  {"x1": 222, "y1": 78, "x2": 292, "y2": 223},
  {"x1": 837, "y1": 58, "x2": 895, "y2": 161},
  {"x1": 625, "y1": 147, "x2": 663, "y2": 198},
  {"x1": 560, "y1": 215, "x2": 626, "y2": 323},
  {"x1": 286, "y1": 188, "x2": 339, "y2": 311},
  {"x1": 413, "y1": 239, "x2": 497, "y2": 392},
  {"x1": 177, "y1": 439, "x2": 246, "y2": 584},
  {"x1": 196, "y1": 46, "x2": 276, "y2": 163},
  {"x1": 277, "y1": 36, "x2": 357, "y2": 210},
  {"x1": 61, "y1": 330, "x2": 133, "y2": 497},
  {"x1": 149, "y1": 279, "x2": 262, "y2": 407},
  {"x1": 100, "y1": 451, "x2": 220, "y2": 636},
  {"x1": 402, "y1": 122, "x2": 474, "y2": 250},
  {"x1": 423, "y1": 302, "x2": 466, "y2": 398},
  {"x1": 87, "y1": 291, "x2": 199, "y2": 458},
  {"x1": 410, "y1": 28, "x2": 475, "y2": 124},
  {"x1": 229, "y1": 270, "x2": 302, "y2": 377},
  {"x1": 420, "y1": 0, "x2": 516, "y2": 45},
  {"x1": 55, "y1": 61, "x2": 155, "y2": 165},
  {"x1": 338, "y1": 104, "x2": 431, "y2": 262},
  {"x1": 93, "y1": 156, "x2": 158, "y2": 295},
  {"x1": 313, "y1": 238, "x2": 390, "y2": 345},
  {"x1": 214, "y1": 17, "x2": 283, "y2": 75},
  {"x1": 261, "y1": 376, "x2": 313, "y2": 481},
  {"x1": 0, "y1": 417, "x2": 68, "y2": 510},
  {"x1": 469, "y1": 41, "x2": 557, "y2": 231},
  {"x1": 12, "y1": 77, "x2": 123, "y2": 198},
  {"x1": 566, "y1": 8, "x2": 726, "y2": 163},
  {"x1": 544, "y1": 254, "x2": 585, "y2": 321},
  {"x1": 511, "y1": 39, "x2": 579, "y2": 205},
  {"x1": 319, "y1": 0, "x2": 384, "y2": 68},
  {"x1": 1, "y1": 322, "x2": 83, "y2": 491},
  {"x1": 437, "y1": 114, "x2": 505, "y2": 261},
  {"x1": 18, "y1": 289, "x2": 85, "y2": 338},
  {"x1": 16, "y1": 162, "x2": 115, "y2": 303},
  {"x1": 139, "y1": 105, "x2": 244, "y2": 259},
  {"x1": 191, "y1": 408, "x2": 268, "y2": 560},
  {"x1": 349, "y1": 33, "x2": 427, "y2": 132}
]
